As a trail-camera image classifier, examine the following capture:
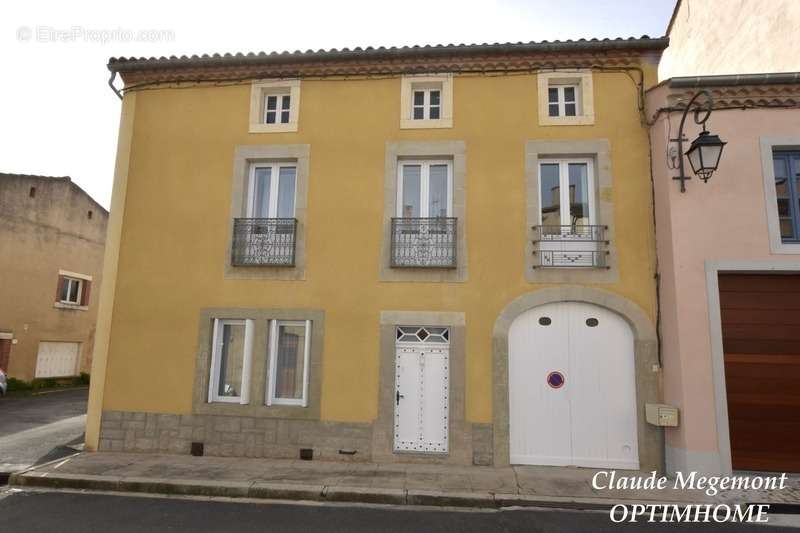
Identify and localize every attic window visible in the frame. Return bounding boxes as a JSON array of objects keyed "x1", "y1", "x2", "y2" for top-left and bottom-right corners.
[
  {"x1": 29, "y1": 187, "x2": 36, "y2": 198},
  {"x1": 87, "y1": 210, "x2": 93, "y2": 219},
  {"x1": 249, "y1": 80, "x2": 301, "y2": 133},
  {"x1": 537, "y1": 70, "x2": 595, "y2": 126}
]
